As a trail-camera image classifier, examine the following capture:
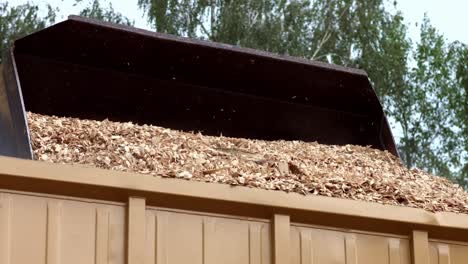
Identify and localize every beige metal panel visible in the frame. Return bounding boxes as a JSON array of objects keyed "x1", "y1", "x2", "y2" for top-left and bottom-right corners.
[
  {"x1": 412, "y1": 231, "x2": 430, "y2": 264},
  {"x1": 260, "y1": 220, "x2": 272, "y2": 264},
  {"x1": 60, "y1": 200, "x2": 95, "y2": 263},
  {"x1": 273, "y1": 214, "x2": 290, "y2": 264},
  {"x1": 7, "y1": 192, "x2": 48, "y2": 264},
  {"x1": 345, "y1": 233, "x2": 357, "y2": 264},
  {"x1": 0, "y1": 194, "x2": 12, "y2": 264},
  {"x1": 389, "y1": 238, "x2": 402, "y2": 264},
  {"x1": 145, "y1": 208, "x2": 271, "y2": 264},
  {"x1": 145, "y1": 211, "x2": 157, "y2": 264},
  {"x1": 450, "y1": 244, "x2": 468, "y2": 264},
  {"x1": 0, "y1": 192, "x2": 126, "y2": 264},
  {"x1": 299, "y1": 229, "x2": 313, "y2": 264},
  {"x1": 430, "y1": 243, "x2": 439, "y2": 264},
  {"x1": 59, "y1": 199, "x2": 125, "y2": 264},
  {"x1": 290, "y1": 225, "x2": 412, "y2": 264},
  {"x1": 291, "y1": 226, "x2": 344, "y2": 264},
  {"x1": 128, "y1": 197, "x2": 146, "y2": 264},
  {"x1": 430, "y1": 242, "x2": 468, "y2": 264},
  {"x1": 96, "y1": 207, "x2": 110, "y2": 264},
  {"x1": 3, "y1": 156, "x2": 468, "y2": 243},
  {"x1": 46, "y1": 201, "x2": 62, "y2": 264},
  {"x1": 437, "y1": 244, "x2": 451, "y2": 264},
  {"x1": 356, "y1": 233, "x2": 411, "y2": 264},
  {"x1": 249, "y1": 222, "x2": 264, "y2": 264}
]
